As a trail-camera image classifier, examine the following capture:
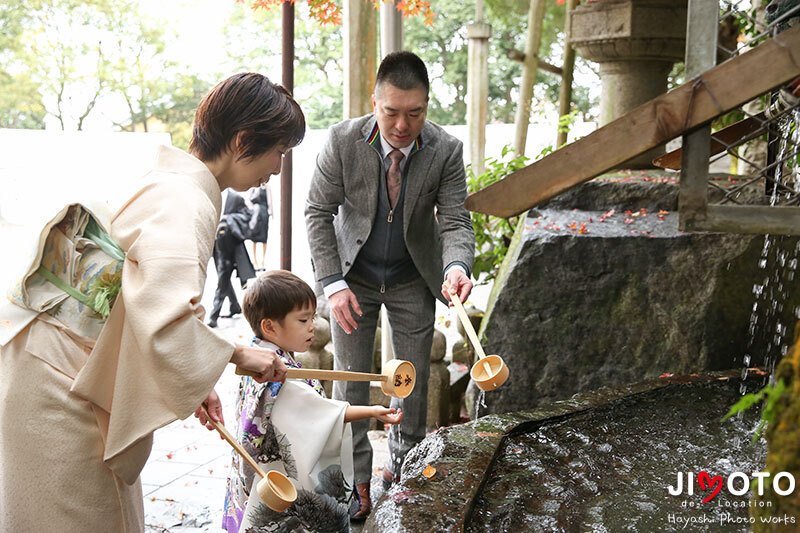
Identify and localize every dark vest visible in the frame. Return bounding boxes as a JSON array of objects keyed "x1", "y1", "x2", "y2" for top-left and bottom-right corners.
[{"x1": 349, "y1": 135, "x2": 422, "y2": 289}]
